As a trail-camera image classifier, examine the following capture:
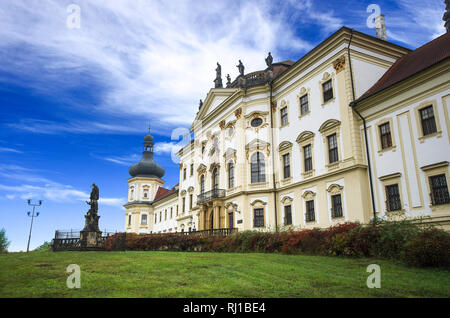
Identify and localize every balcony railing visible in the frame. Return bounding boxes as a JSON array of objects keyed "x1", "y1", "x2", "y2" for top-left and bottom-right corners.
[
  {"x1": 197, "y1": 189, "x2": 226, "y2": 204},
  {"x1": 181, "y1": 228, "x2": 237, "y2": 236}
]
